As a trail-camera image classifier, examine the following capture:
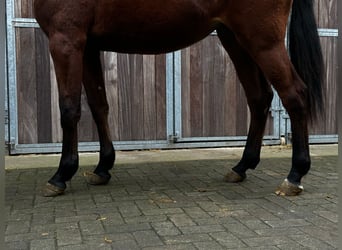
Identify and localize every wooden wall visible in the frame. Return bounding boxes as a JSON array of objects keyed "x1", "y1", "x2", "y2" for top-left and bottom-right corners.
[
  {"x1": 11, "y1": 0, "x2": 337, "y2": 147},
  {"x1": 15, "y1": 27, "x2": 167, "y2": 144},
  {"x1": 180, "y1": 36, "x2": 274, "y2": 138},
  {"x1": 310, "y1": 0, "x2": 338, "y2": 135}
]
